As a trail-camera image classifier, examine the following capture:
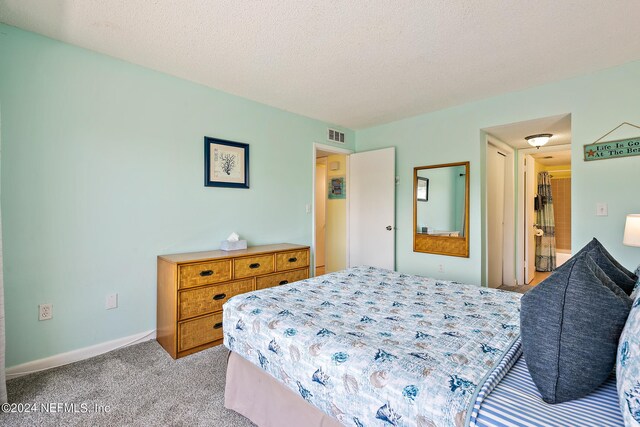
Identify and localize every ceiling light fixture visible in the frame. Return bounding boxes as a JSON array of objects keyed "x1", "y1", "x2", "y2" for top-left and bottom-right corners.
[{"x1": 525, "y1": 133, "x2": 553, "y2": 149}]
